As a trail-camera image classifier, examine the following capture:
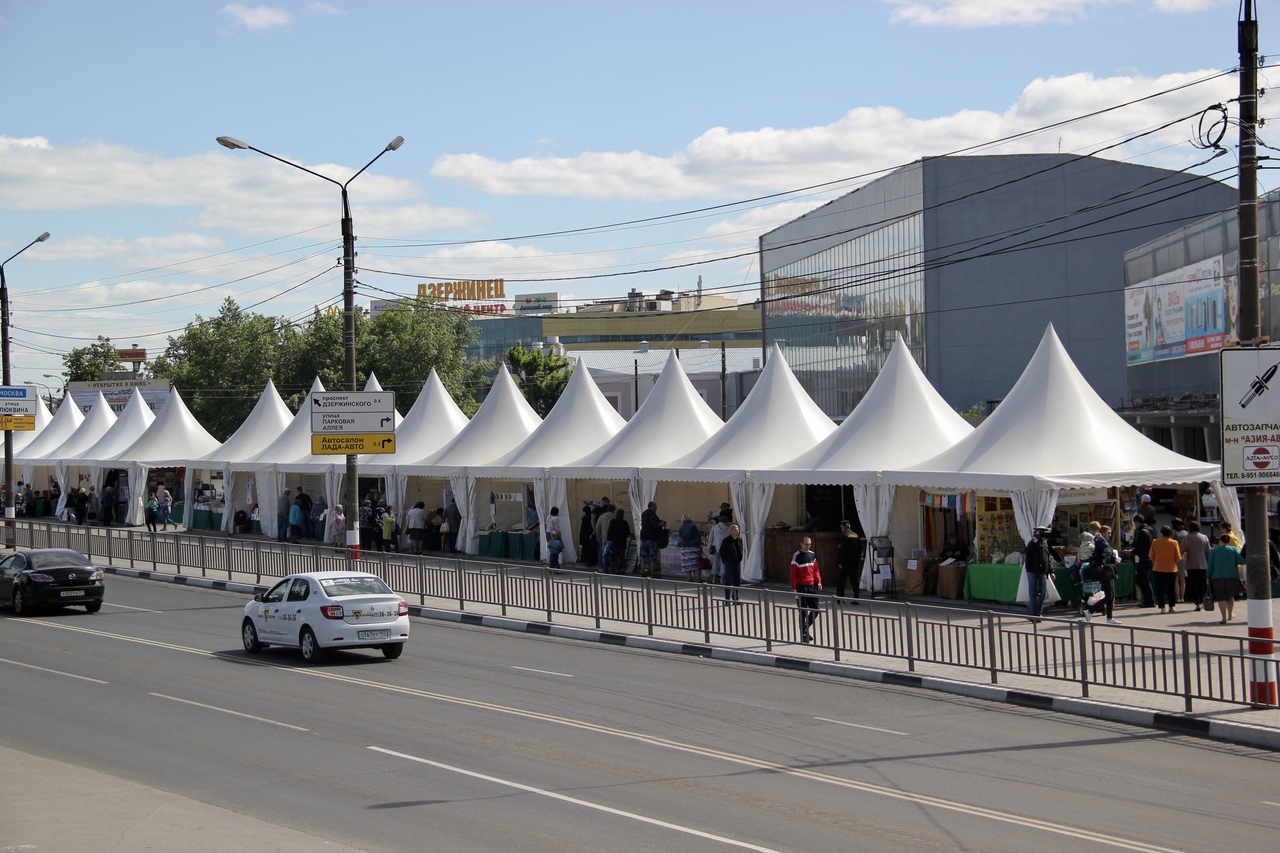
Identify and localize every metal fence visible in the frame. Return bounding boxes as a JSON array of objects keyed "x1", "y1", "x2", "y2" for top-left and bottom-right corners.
[{"x1": 17, "y1": 520, "x2": 1279, "y2": 712}]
